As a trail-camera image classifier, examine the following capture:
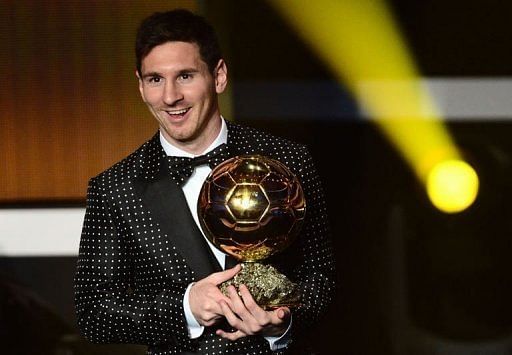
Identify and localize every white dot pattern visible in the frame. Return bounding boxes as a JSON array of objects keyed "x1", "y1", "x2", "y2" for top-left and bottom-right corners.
[{"x1": 75, "y1": 121, "x2": 336, "y2": 354}]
